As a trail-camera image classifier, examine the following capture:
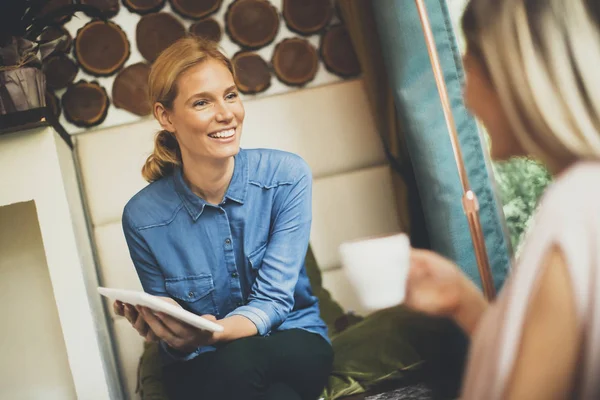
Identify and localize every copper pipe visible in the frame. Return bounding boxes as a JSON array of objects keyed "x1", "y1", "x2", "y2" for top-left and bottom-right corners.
[{"x1": 414, "y1": 0, "x2": 496, "y2": 300}]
